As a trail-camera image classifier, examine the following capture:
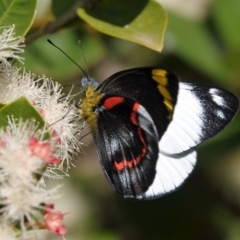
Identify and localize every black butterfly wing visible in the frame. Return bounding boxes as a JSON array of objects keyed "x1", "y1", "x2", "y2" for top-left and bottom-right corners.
[
  {"x1": 135, "y1": 82, "x2": 239, "y2": 199},
  {"x1": 92, "y1": 68, "x2": 180, "y2": 199},
  {"x1": 93, "y1": 98, "x2": 160, "y2": 198},
  {"x1": 94, "y1": 95, "x2": 197, "y2": 200},
  {"x1": 144, "y1": 82, "x2": 239, "y2": 199},
  {"x1": 97, "y1": 68, "x2": 179, "y2": 140},
  {"x1": 90, "y1": 68, "x2": 239, "y2": 200}
]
